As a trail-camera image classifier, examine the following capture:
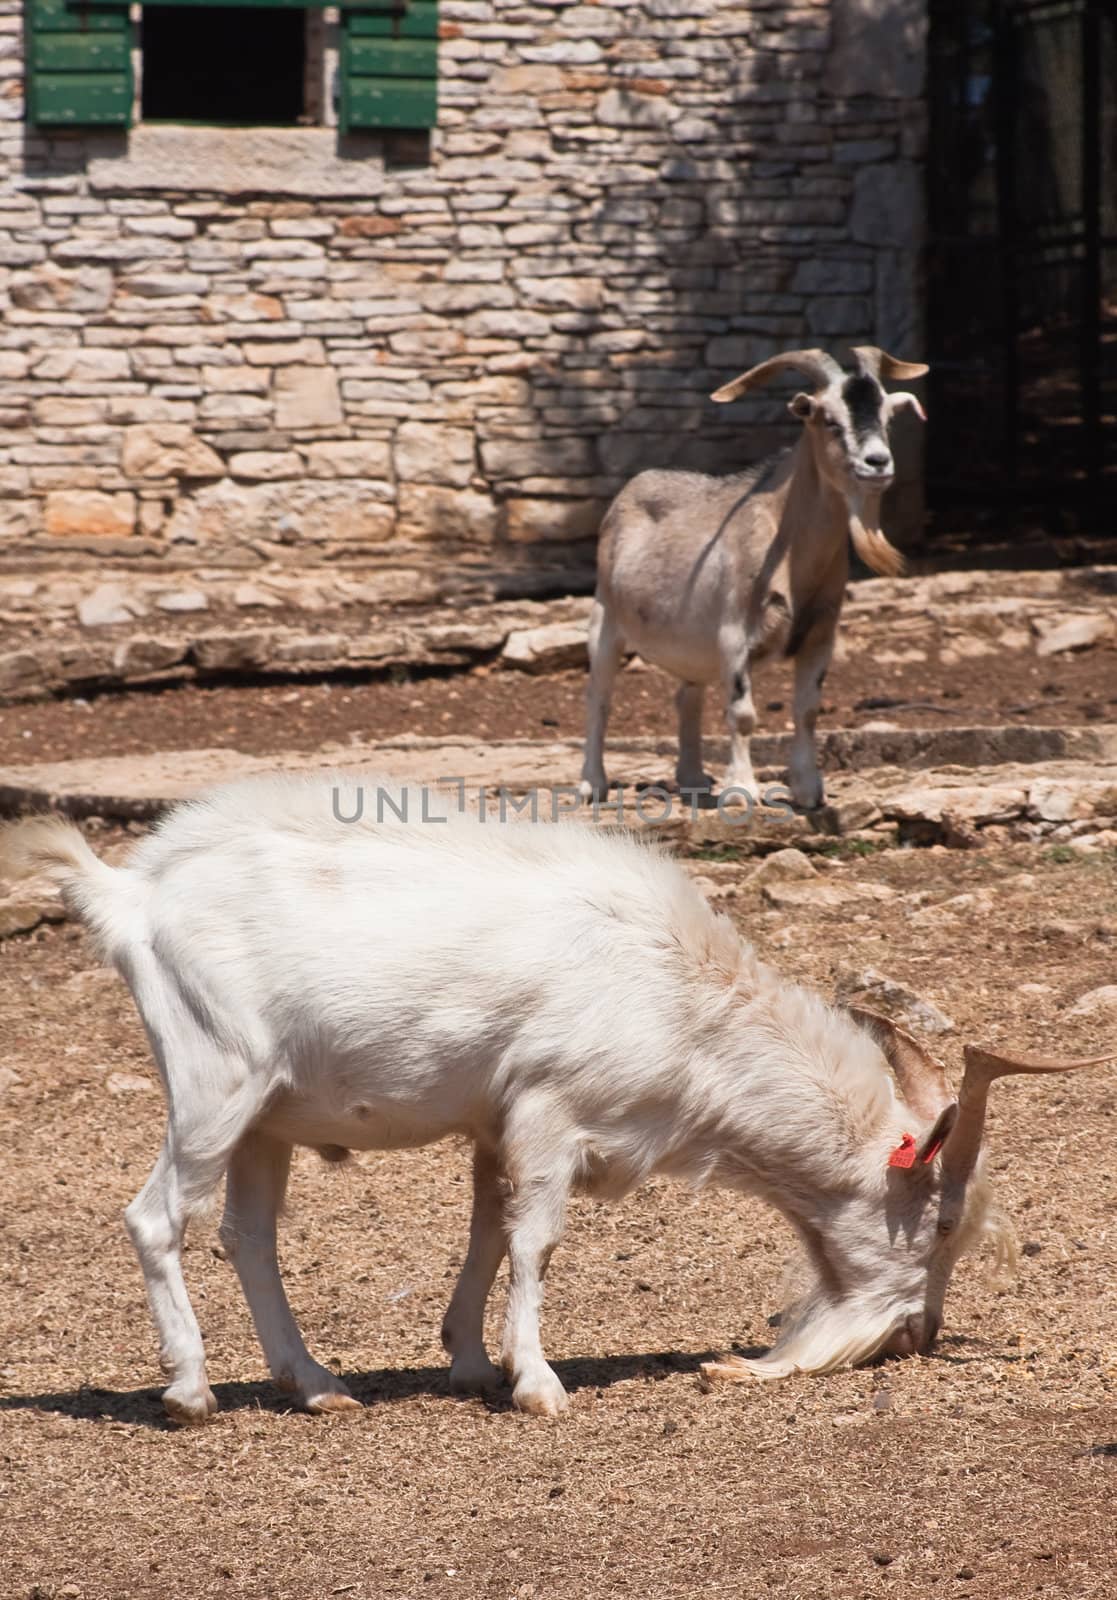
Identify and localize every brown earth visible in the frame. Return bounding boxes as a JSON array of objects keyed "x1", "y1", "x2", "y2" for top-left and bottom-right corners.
[
  {"x1": 2, "y1": 741, "x2": 1116, "y2": 1598},
  {"x1": 0, "y1": 638, "x2": 1115, "y2": 768}
]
